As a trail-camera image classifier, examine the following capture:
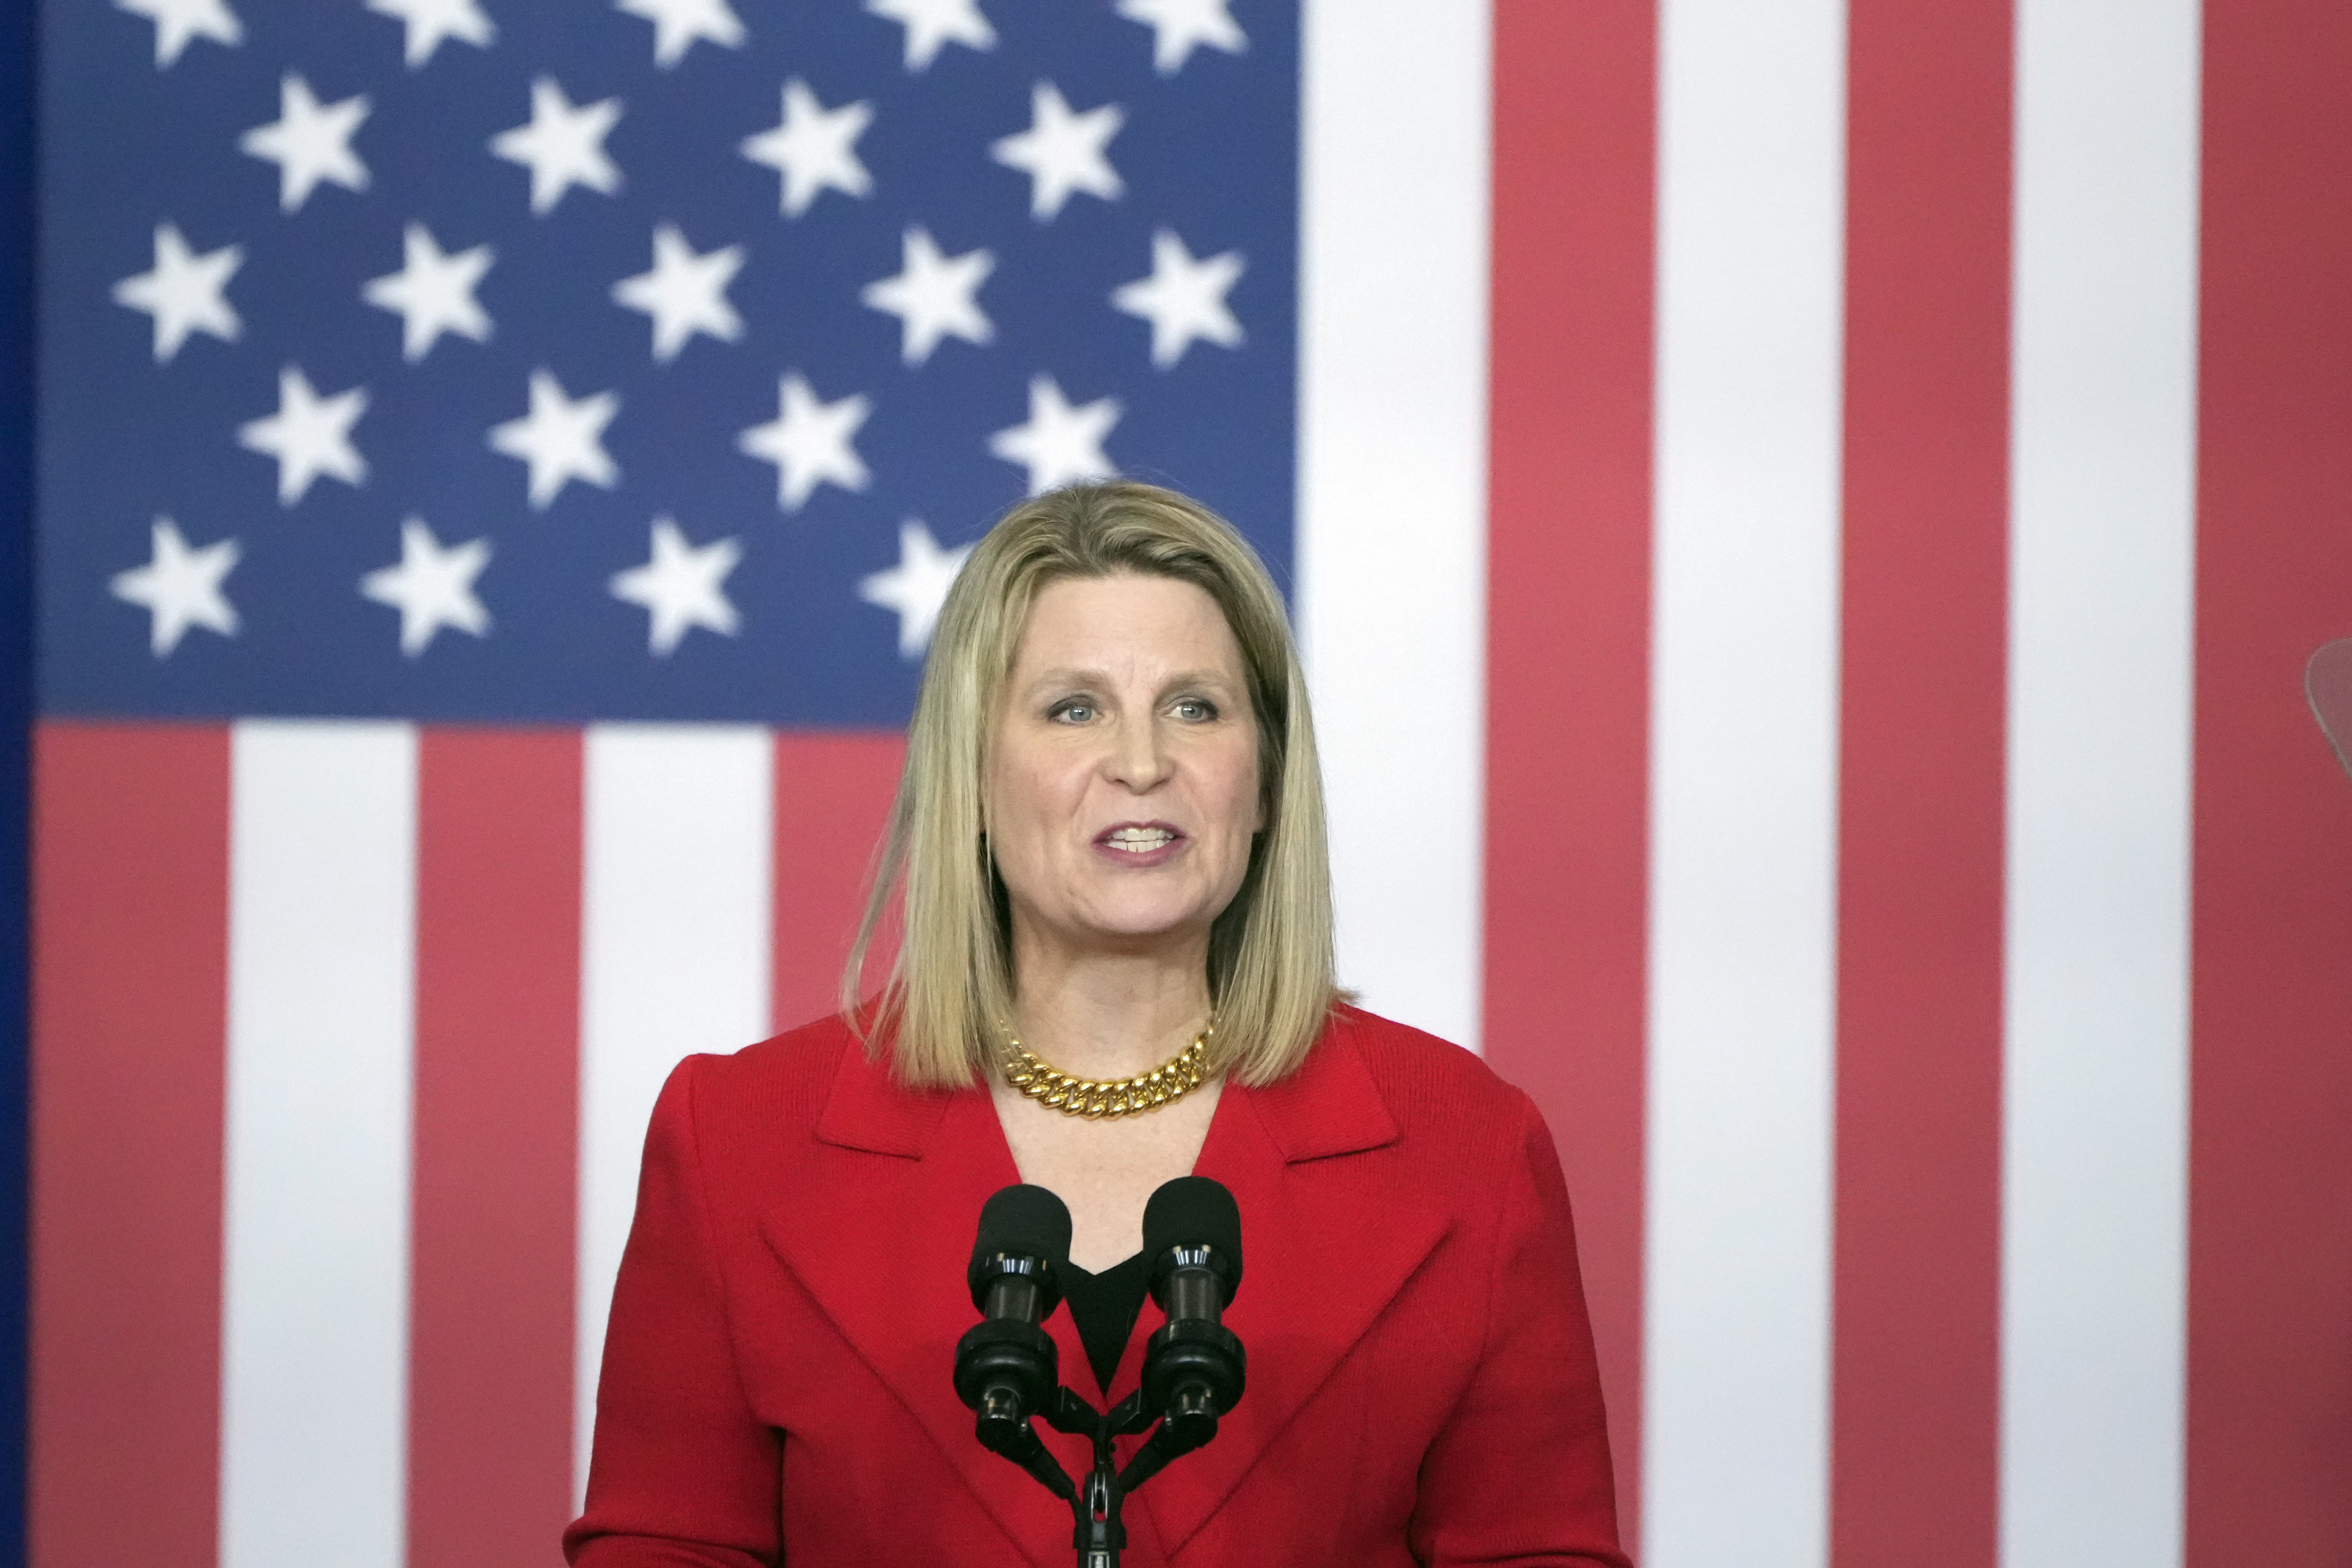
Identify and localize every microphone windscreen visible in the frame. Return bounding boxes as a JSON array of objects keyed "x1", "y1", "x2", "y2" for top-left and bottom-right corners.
[
  {"x1": 1143, "y1": 1176, "x2": 1243, "y2": 1293},
  {"x1": 972, "y1": 1183, "x2": 1074, "y2": 1271}
]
